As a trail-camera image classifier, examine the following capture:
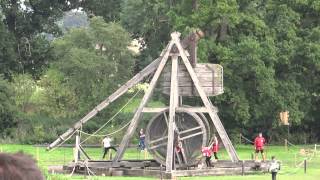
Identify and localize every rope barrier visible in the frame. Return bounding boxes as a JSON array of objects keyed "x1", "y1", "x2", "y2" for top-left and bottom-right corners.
[
  {"x1": 286, "y1": 139, "x2": 300, "y2": 149},
  {"x1": 79, "y1": 88, "x2": 142, "y2": 145},
  {"x1": 240, "y1": 134, "x2": 254, "y2": 144},
  {"x1": 79, "y1": 120, "x2": 132, "y2": 137}
]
